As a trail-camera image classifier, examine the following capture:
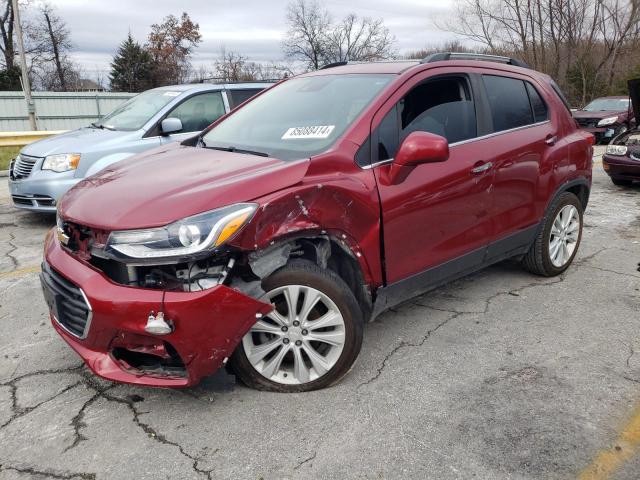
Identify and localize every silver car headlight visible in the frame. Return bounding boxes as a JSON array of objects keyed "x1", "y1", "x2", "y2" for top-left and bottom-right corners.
[
  {"x1": 597, "y1": 116, "x2": 618, "y2": 127},
  {"x1": 606, "y1": 144, "x2": 628, "y2": 156},
  {"x1": 42, "y1": 153, "x2": 81, "y2": 172},
  {"x1": 106, "y1": 203, "x2": 257, "y2": 260}
]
